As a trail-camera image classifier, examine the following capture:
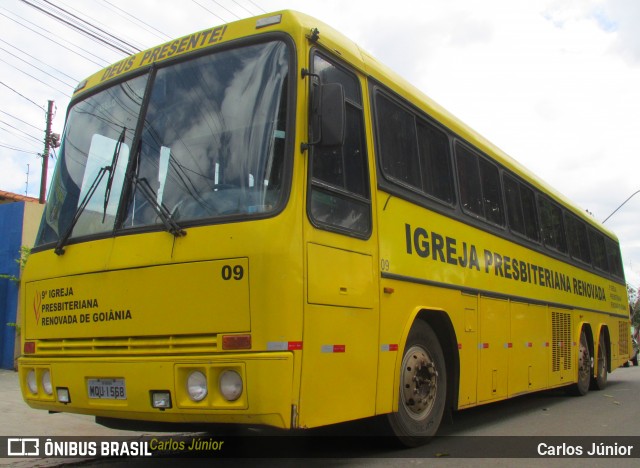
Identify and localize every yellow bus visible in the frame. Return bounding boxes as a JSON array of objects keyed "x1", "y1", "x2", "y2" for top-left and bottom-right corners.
[{"x1": 19, "y1": 10, "x2": 631, "y2": 446}]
